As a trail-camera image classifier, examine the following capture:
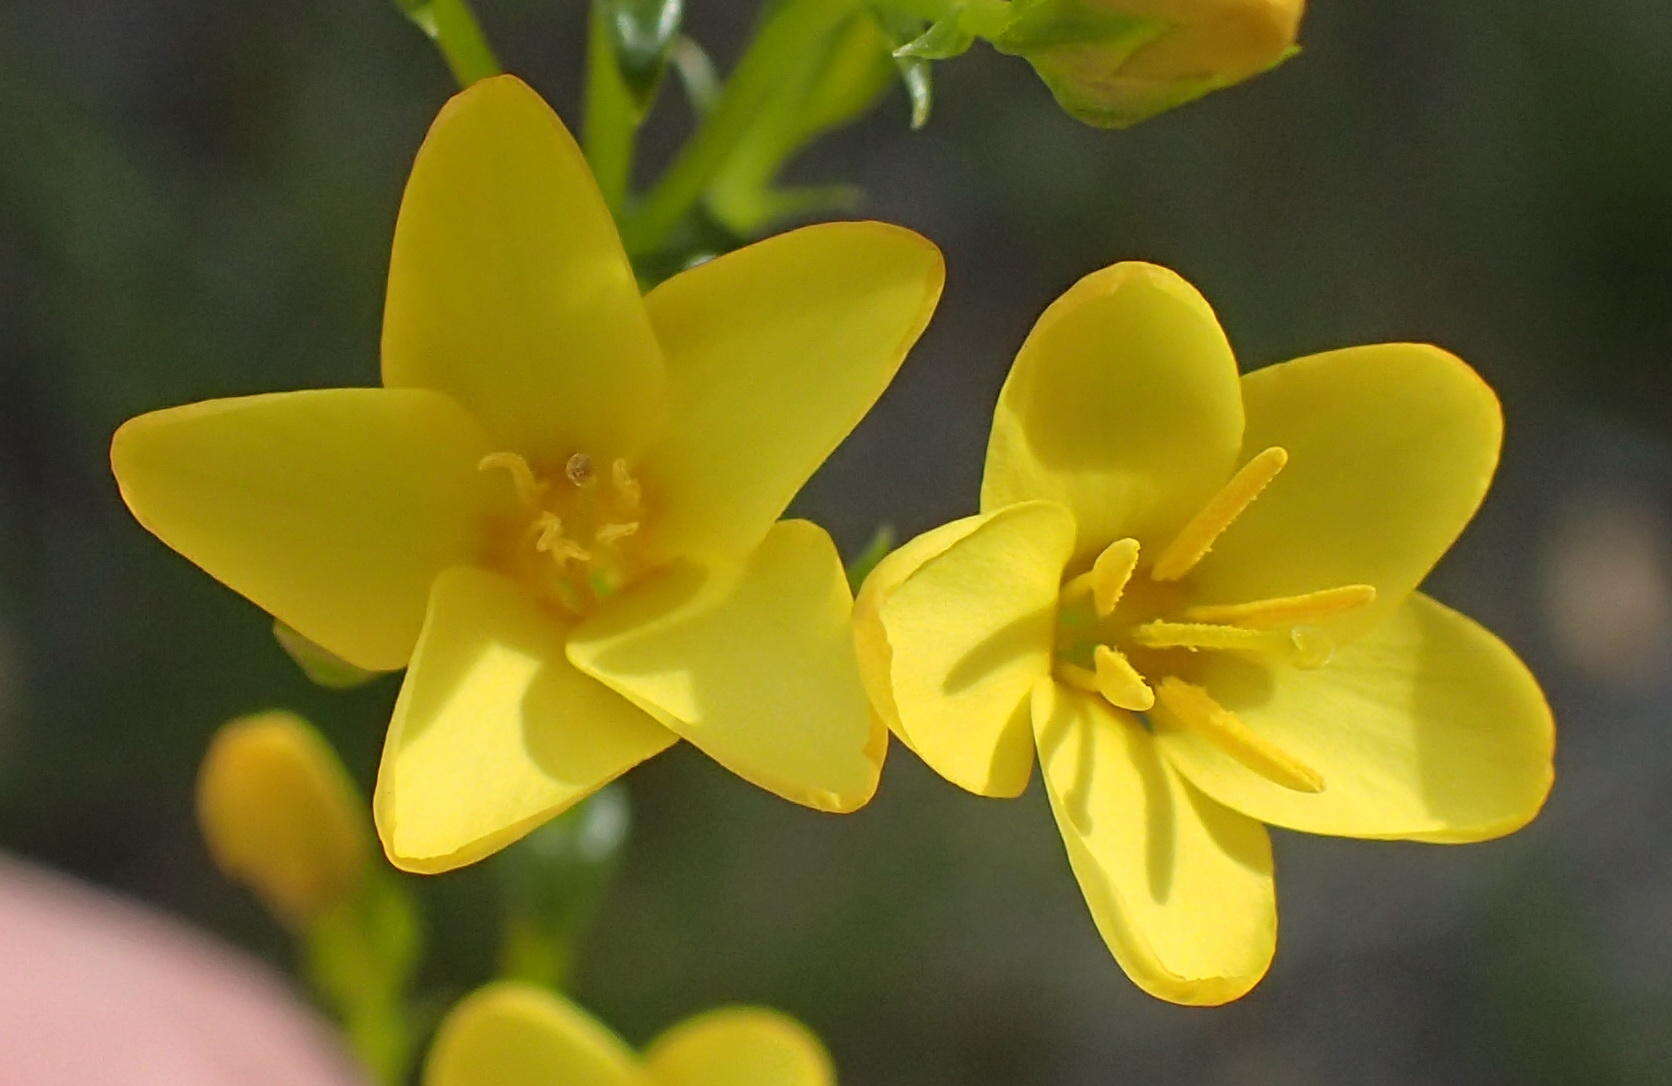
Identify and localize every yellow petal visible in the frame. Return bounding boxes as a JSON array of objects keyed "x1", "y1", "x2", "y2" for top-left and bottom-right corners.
[
  {"x1": 111, "y1": 388, "x2": 498, "y2": 671},
  {"x1": 1186, "y1": 344, "x2": 1502, "y2": 636},
  {"x1": 643, "y1": 1007, "x2": 835, "y2": 1086},
  {"x1": 859, "y1": 502, "x2": 1076, "y2": 798},
  {"x1": 1155, "y1": 592, "x2": 1555, "y2": 843},
  {"x1": 569, "y1": 521, "x2": 882, "y2": 813},
  {"x1": 853, "y1": 515, "x2": 991, "y2": 731},
  {"x1": 424, "y1": 982, "x2": 644, "y2": 1086},
  {"x1": 382, "y1": 74, "x2": 666, "y2": 460},
  {"x1": 375, "y1": 566, "x2": 675, "y2": 874},
  {"x1": 1032, "y1": 678, "x2": 1275, "y2": 1006},
  {"x1": 640, "y1": 222, "x2": 944, "y2": 561},
  {"x1": 982, "y1": 262, "x2": 1244, "y2": 564}
]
